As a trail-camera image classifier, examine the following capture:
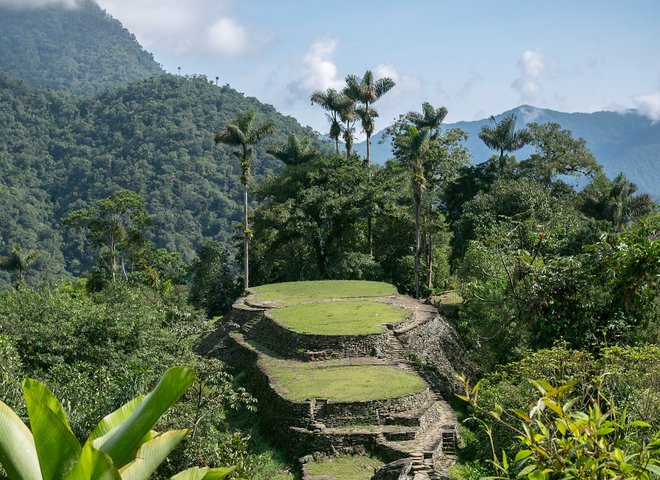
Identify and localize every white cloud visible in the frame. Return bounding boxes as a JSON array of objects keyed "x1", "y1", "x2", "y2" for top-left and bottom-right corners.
[
  {"x1": 0, "y1": 0, "x2": 82, "y2": 7},
  {"x1": 512, "y1": 49, "x2": 544, "y2": 103},
  {"x1": 633, "y1": 91, "x2": 660, "y2": 122},
  {"x1": 374, "y1": 63, "x2": 399, "y2": 83},
  {"x1": 286, "y1": 36, "x2": 344, "y2": 101},
  {"x1": 206, "y1": 17, "x2": 269, "y2": 57},
  {"x1": 95, "y1": 0, "x2": 268, "y2": 58},
  {"x1": 373, "y1": 63, "x2": 423, "y2": 98}
]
